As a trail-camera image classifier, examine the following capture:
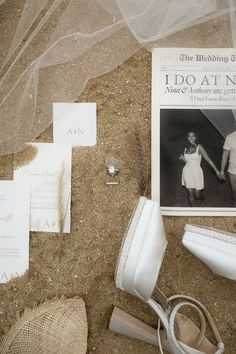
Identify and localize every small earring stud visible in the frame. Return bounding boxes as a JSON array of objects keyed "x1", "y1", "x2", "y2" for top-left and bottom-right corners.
[{"x1": 106, "y1": 156, "x2": 119, "y2": 176}]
